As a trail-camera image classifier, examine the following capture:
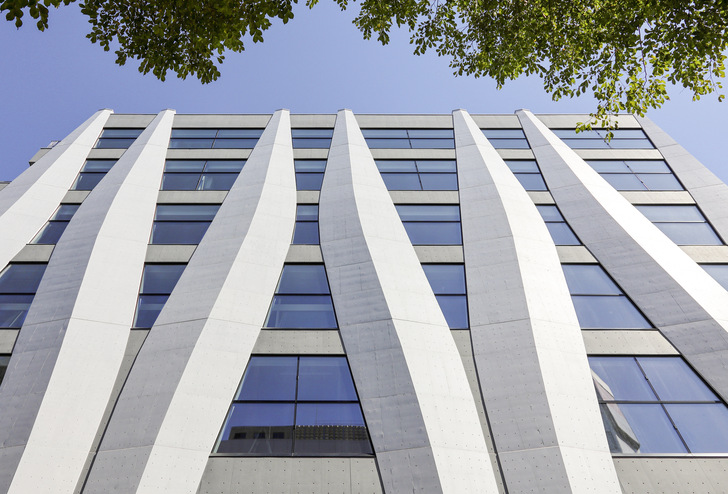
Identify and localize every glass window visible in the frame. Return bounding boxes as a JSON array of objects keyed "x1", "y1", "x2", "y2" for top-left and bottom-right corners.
[
  {"x1": 481, "y1": 129, "x2": 531, "y2": 149},
  {"x1": 0, "y1": 355, "x2": 9, "y2": 385},
  {"x1": 295, "y1": 160, "x2": 326, "y2": 191},
  {"x1": 702, "y1": 264, "x2": 728, "y2": 290},
  {"x1": 537, "y1": 205, "x2": 580, "y2": 245},
  {"x1": 71, "y1": 160, "x2": 117, "y2": 191},
  {"x1": 635, "y1": 205, "x2": 722, "y2": 245},
  {"x1": 504, "y1": 161, "x2": 548, "y2": 191},
  {"x1": 553, "y1": 128, "x2": 654, "y2": 149},
  {"x1": 150, "y1": 204, "x2": 219, "y2": 245},
  {"x1": 293, "y1": 205, "x2": 319, "y2": 244},
  {"x1": 396, "y1": 205, "x2": 462, "y2": 246},
  {"x1": 291, "y1": 129, "x2": 333, "y2": 149},
  {"x1": 169, "y1": 129, "x2": 263, "y2": 148},
  {"x1": 563, "y1": 264, "x2": 650, "y2": 329},
  {"x1": 133, "y1": 264, "x2": 186, "y2": 328},
  {"x1": 0, "y1": 263, "x2": 47, "y2": 328},
  {"x1": 161, "y1": 160, "x2": 245, "y2": 191},
  {"x1": 362, "y1": 129, "x2": 454, "y2": 149},
  {"x1": 31, "y1": 204, "x2": 80, "y2": 245},
  {"x1": 590, "y1": 356, "x2": 728, "y2": 454},
  {"x1": 586, "y1": 160, "x2": 684, "y2": 191},
  {"x1": 94, "y1": 128, "x2": 143, "y2": 149},
  {"x1": 376, "y1": 160, "x2": 458, "y2": 191},
  {"x1": 265, "y1": 265, "x2": 336, "y2": 329},
  {"x1": 216, "y1": 356, "x2": 372, "y2": 456},
  {"x1": 422, "y1": 264, "x2": 468, "y2": 329}
]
